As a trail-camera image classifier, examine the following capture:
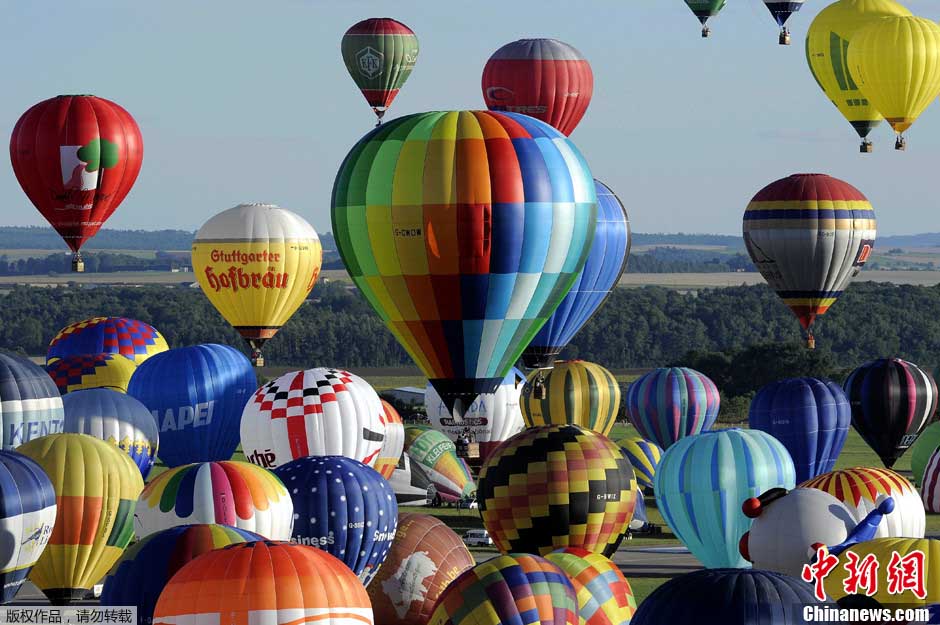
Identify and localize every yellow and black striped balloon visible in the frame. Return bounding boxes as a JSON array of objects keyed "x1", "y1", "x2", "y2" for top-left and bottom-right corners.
[{"x1": 521, "y1": 361, "x2": 621, "y2": 436}]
